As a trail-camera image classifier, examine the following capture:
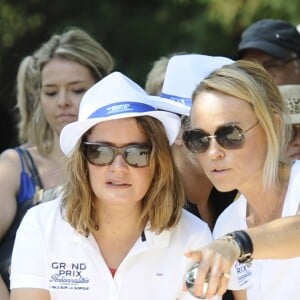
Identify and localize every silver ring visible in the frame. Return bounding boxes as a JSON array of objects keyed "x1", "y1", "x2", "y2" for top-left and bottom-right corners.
[{"x1": 223, "y1": 272, "x2": 230, "y2": 279}]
